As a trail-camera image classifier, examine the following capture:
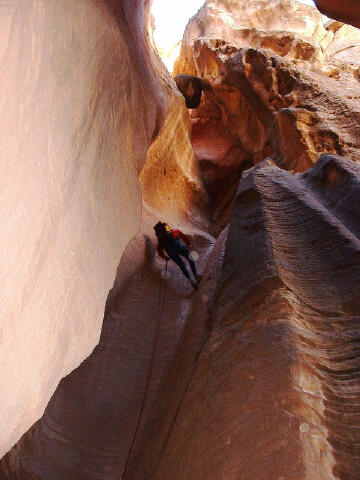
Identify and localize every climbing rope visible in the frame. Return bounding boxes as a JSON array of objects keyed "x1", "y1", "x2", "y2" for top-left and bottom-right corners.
[{"x1": 122, "y1": 260, "x2": 168, "y2": 479}]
